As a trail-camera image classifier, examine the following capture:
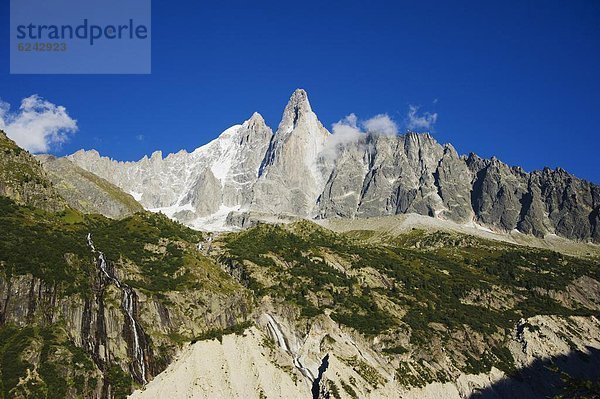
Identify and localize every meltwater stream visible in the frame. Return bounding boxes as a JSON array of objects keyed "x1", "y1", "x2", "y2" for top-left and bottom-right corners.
[
  {"x1": 87, "y1": 233, "x2": 148, "y2": 384},
  {"x1": 265, "y1": 314, "x2": 316, "y2": 383}
]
